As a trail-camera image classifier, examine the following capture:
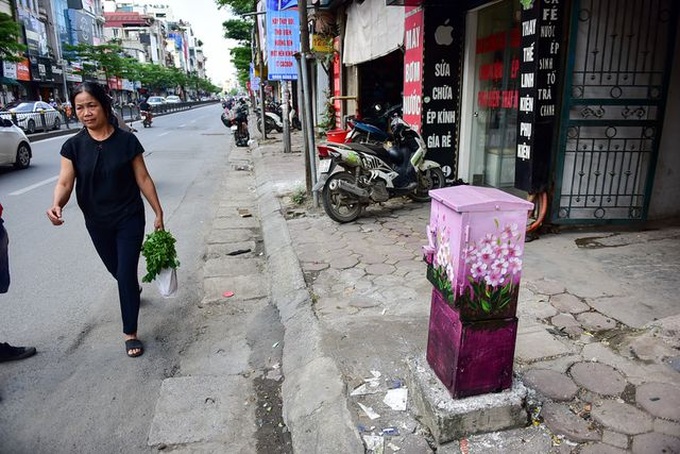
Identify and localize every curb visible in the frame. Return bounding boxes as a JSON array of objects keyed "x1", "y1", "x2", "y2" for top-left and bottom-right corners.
[{"x1": 250, "y1": 140, "x2": 364, "y2": 453}]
